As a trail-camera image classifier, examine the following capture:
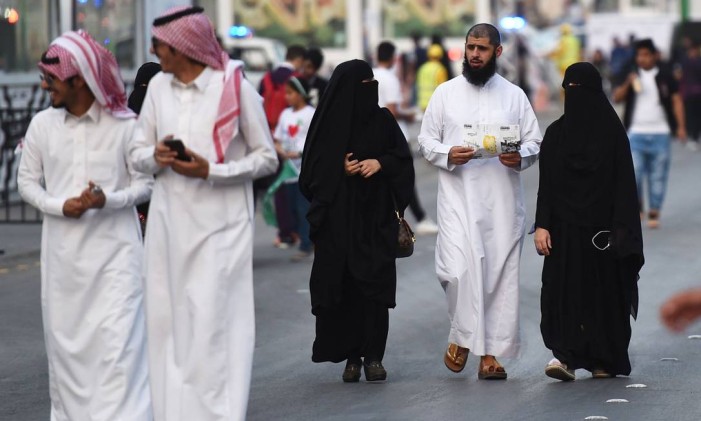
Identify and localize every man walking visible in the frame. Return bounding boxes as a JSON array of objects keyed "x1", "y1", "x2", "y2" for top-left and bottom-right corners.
[
  {"x1": 129, "y1": 6, "x2": 277, "y2": 420},
  {"x1": 613, "y1": 38, "x2": 686, "y2": 229},
  {"x1": 373, "y1": 40, "x2": 439, "y2": 235},
  {"x1": 300, "y1": 47, "x2": 328, "y2": 108},
  {"x1": 418, "y1": 23, "x2": 542, "y2": 379},
  {"x1": 18, "y1": 30, "x2": 153, "y2": 420}
]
